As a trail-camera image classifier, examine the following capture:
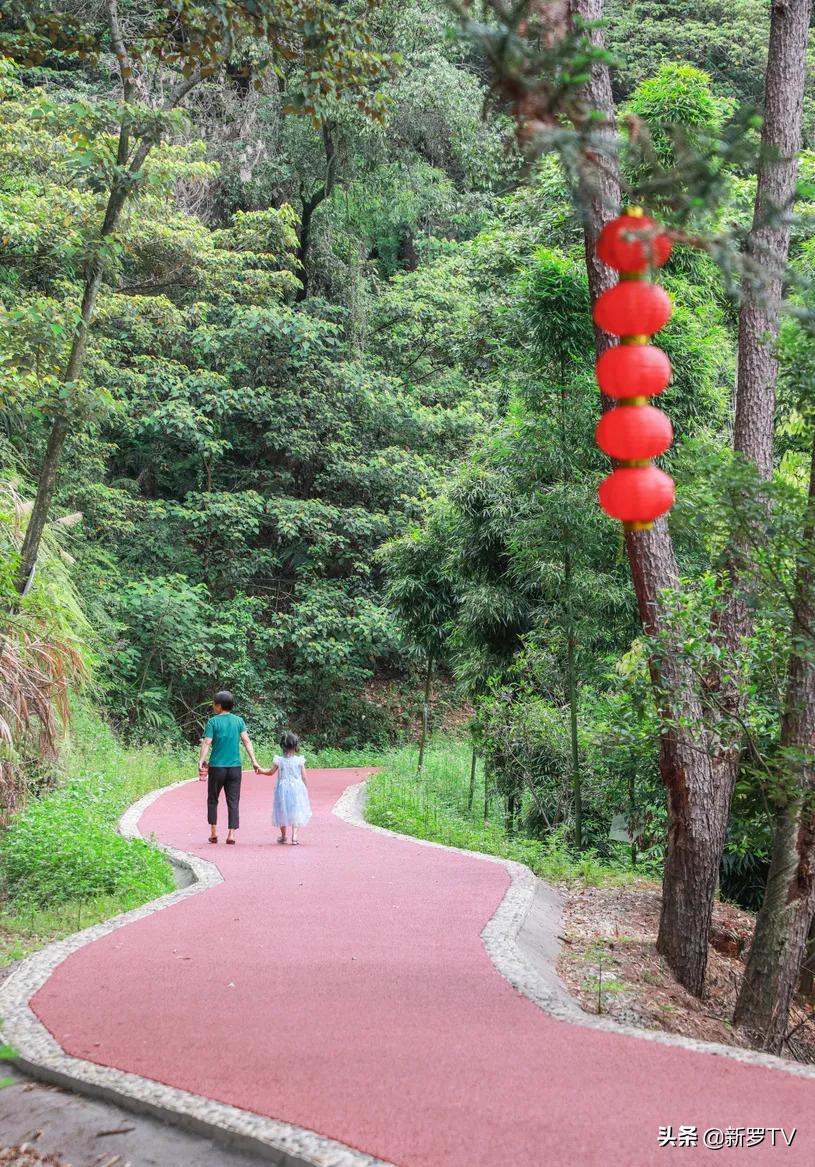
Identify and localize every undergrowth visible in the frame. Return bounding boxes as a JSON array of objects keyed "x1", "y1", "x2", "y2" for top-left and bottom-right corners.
[
  {"x1": 0, "y1": 704, "x2": 184, "y2": 965},
  {"x1": 365, "y1": 740, "x2": 637, "y2": 886}
]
